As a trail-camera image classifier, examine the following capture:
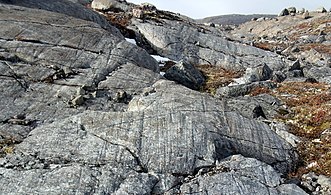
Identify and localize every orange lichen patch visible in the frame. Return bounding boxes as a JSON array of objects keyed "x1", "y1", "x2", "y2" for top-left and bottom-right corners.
[
  {"x1": 196, "y1": 64, "x2": 244, "y2": 94},
  {"x1": 272, "y1": 82, "x2": 331, "y2": 177}
]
